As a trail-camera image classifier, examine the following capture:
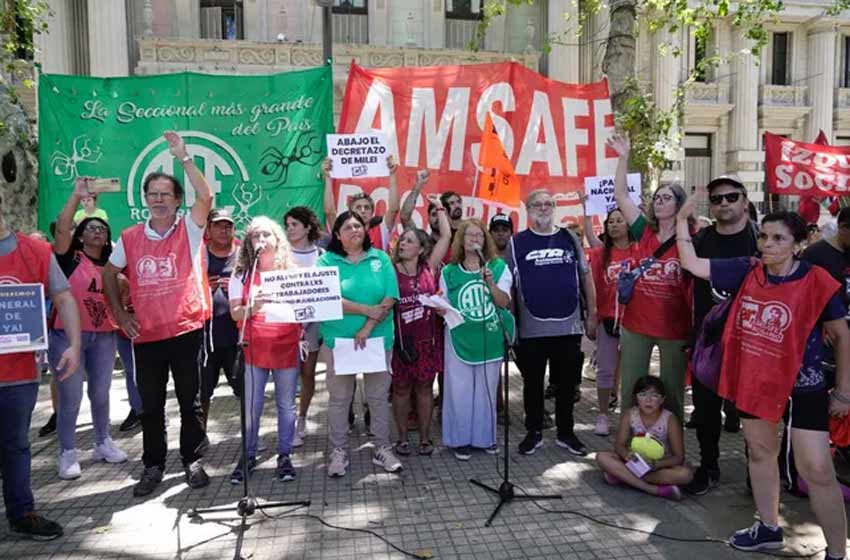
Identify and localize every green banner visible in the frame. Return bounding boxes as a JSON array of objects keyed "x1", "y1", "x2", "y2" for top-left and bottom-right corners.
[{"x1": 38, "y1": 67, "x2": 333, "y2": 234}]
